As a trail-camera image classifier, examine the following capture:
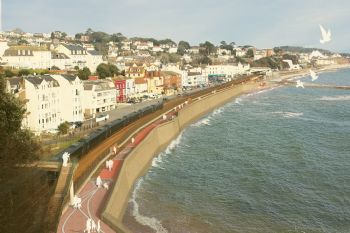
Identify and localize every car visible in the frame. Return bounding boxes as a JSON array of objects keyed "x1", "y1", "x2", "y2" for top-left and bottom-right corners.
[
  {"x1": 96, "y1": 113, "x2": 109, "y2": 122},
  {"x1": 74, "y1": 121, "x2": 83, "y2": 128}
]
